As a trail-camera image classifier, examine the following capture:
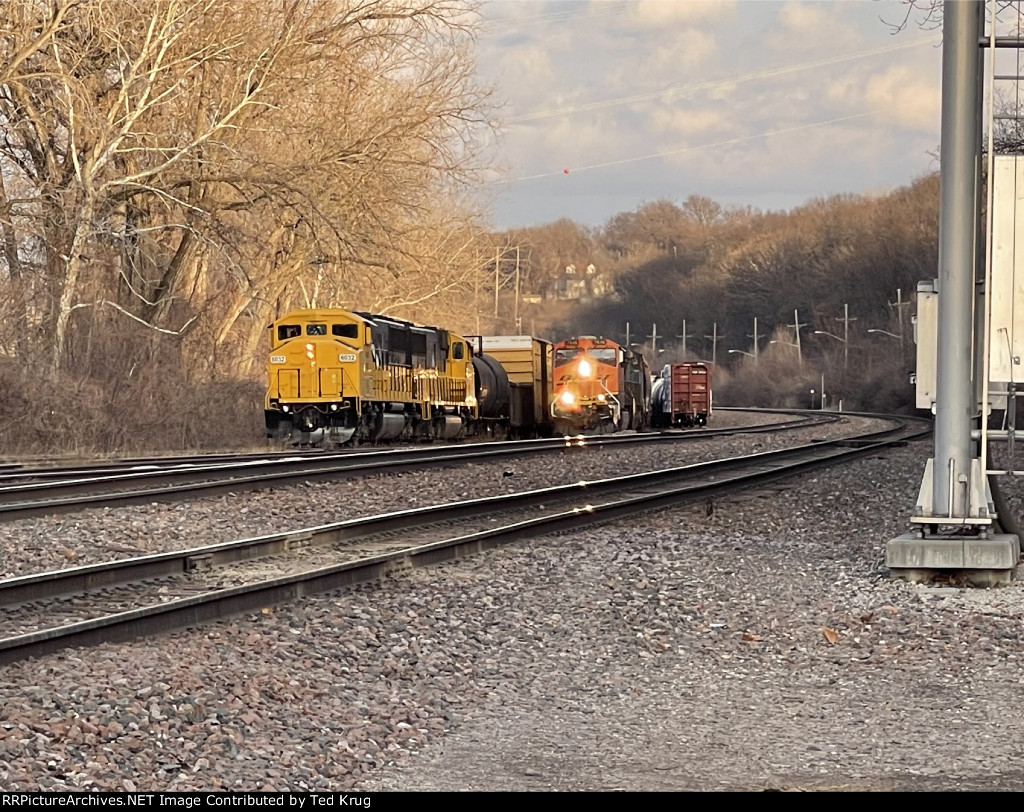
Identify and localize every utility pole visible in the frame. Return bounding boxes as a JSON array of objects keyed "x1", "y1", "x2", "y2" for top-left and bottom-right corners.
[
  {"x1": 704, "y1": 322, "x2": 723, "y2": 366},
  {"x1": 792, "y1": 309, "x2": 806, "y2": 367},
  {"x1": 748, "y1": 317, "x2": 762, "y2": 360},
  {"x1": 676, "y1": 319, "x2": 687, "y2": 359},
  {"x1": 625, "y1": 322, "x2": 630, "y2": 347},
  {"x1": 493, "y1": 248, "x2": 500, "y2": 319},
  {"x1": 835, "y1": 303, "x2": 857, "y2": 369},
  {"x1": 889, "y1": 288, "x2": 910, "y2": 341},
  {"x1": 648, "y1": 323, "x2": 659, "y2": 356},
  {"x1": 514, "y1": 246, "x2": 521, "y2": 333}
]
